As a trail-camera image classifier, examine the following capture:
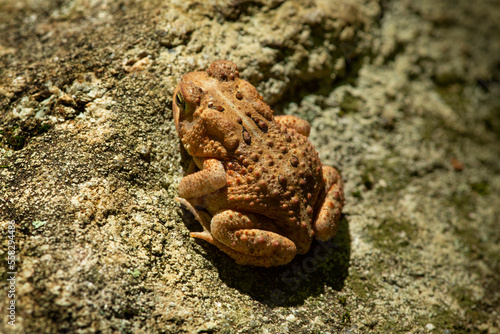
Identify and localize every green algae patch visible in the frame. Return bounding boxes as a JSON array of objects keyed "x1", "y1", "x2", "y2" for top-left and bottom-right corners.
[
  {"x1": 346, "y1": 274, "x2": 377, "y2": 300},
  {"x1": 368, "y1": 218, "x2": 417, "y2": 252}
]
